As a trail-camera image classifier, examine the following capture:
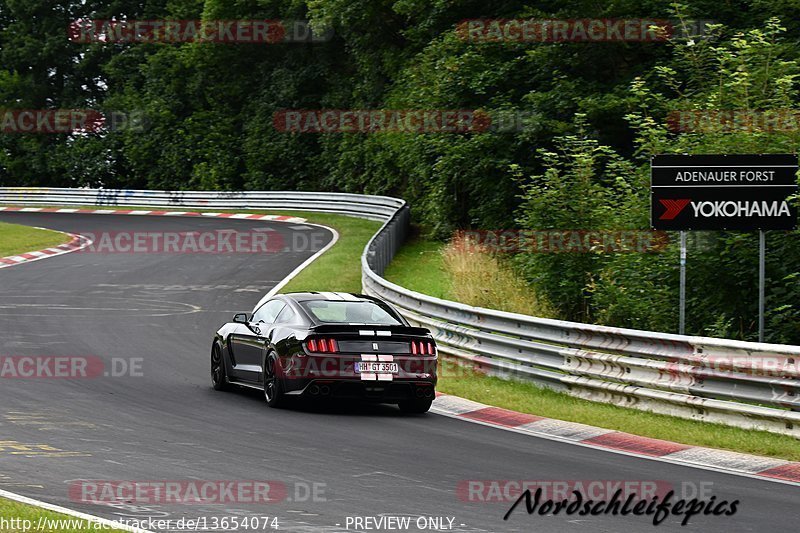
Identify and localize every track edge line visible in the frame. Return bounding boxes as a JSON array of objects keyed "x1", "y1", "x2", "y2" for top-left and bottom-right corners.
[{"x1": 0, "y1": 488, "x2": 155, "y2": 533}]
